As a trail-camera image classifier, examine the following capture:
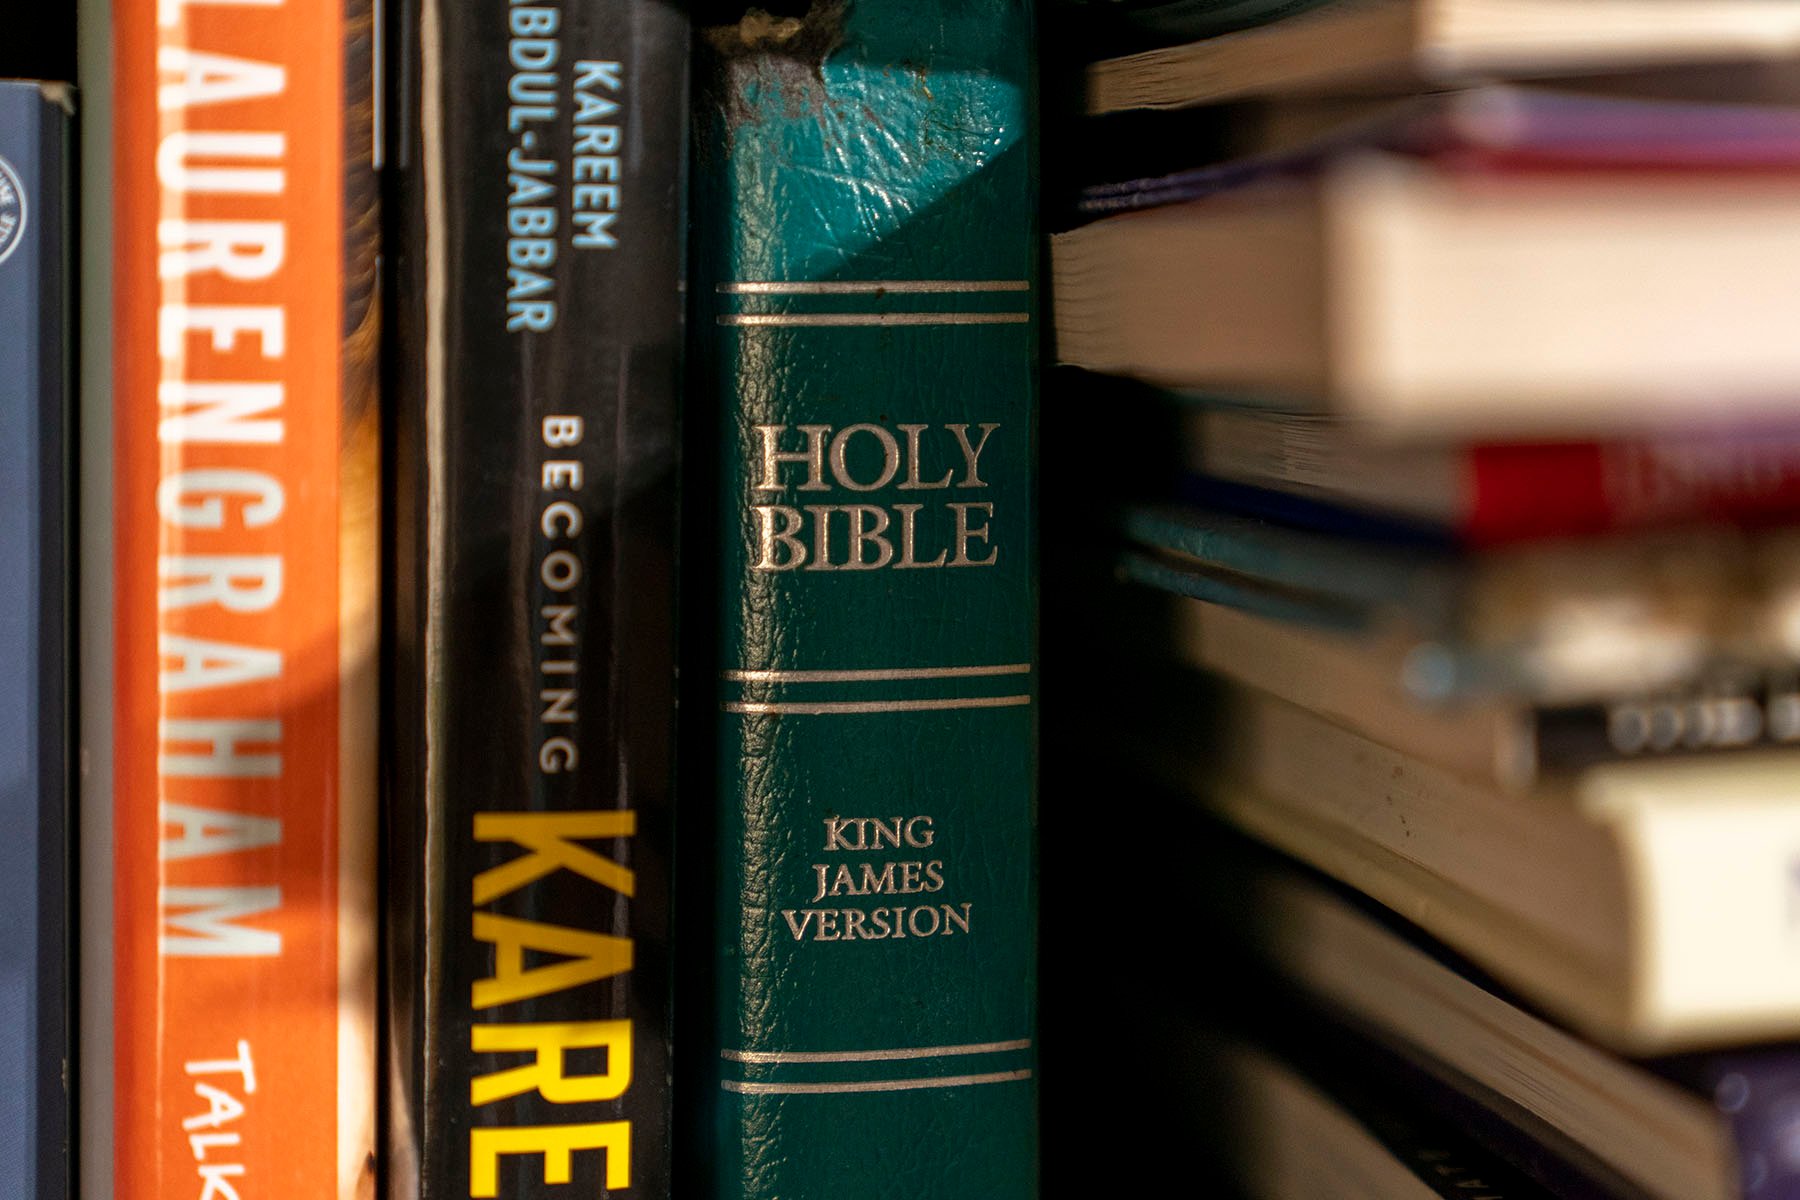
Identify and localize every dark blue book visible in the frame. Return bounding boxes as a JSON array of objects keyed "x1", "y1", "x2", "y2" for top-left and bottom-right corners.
[
  {"x1": 0, "y1": 80, "x2": 70, "y2": 1198},
  {"x1": 1176, "y1": 472, "x2": 1458, "y2": 549}
]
